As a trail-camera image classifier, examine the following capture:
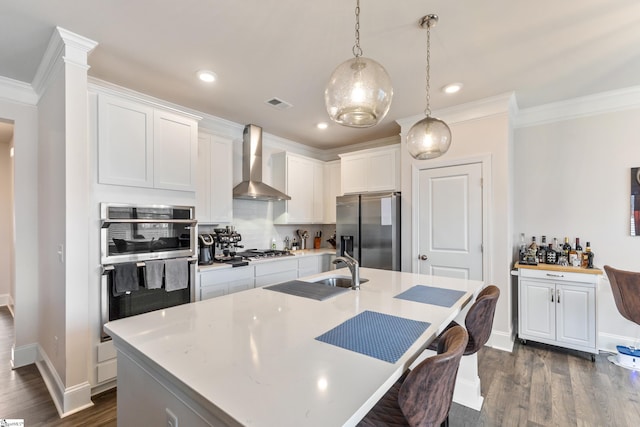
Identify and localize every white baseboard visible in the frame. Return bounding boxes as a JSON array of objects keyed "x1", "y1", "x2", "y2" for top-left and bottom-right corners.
[
  {"x1": 488, "y1": 330, "x2": 514, "y2": 352},
  {"x1": 36, "y1": 345, "x2": 93, "y2": 417},
  {"x1": 11, "y1": 343, "x2": 37, "y2": 368},
  {"x1": 598, "y1": 332, "x2": 640, "y2": 354}
]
